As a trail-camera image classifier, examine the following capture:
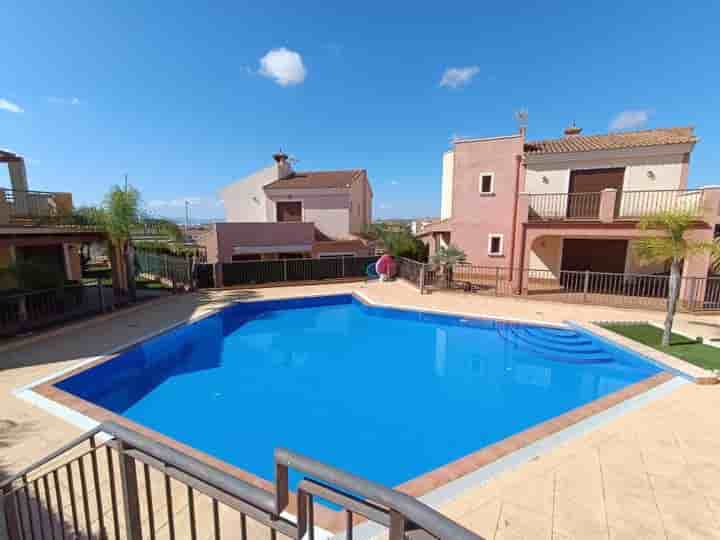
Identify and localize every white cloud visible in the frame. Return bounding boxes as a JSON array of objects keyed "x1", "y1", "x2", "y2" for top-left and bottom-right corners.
[
  {"x1": 259, "y1": 48, "x2": 307, "y2": 86},
  {"x1": 390, "y1": 180, "x2": 400, "y2": 185},
  {"x1": 0, "y1": 98, "x2": 24, "y2": 113},
  {"x1": 610, "y1": 110, "x2": 651, "y2": 130},
  {"x1": 48, "y1": 96, "x2": 81, "y2": 105},
  {"x1": 439, "y1": 66, "x2": 480, "y2": 88}
]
